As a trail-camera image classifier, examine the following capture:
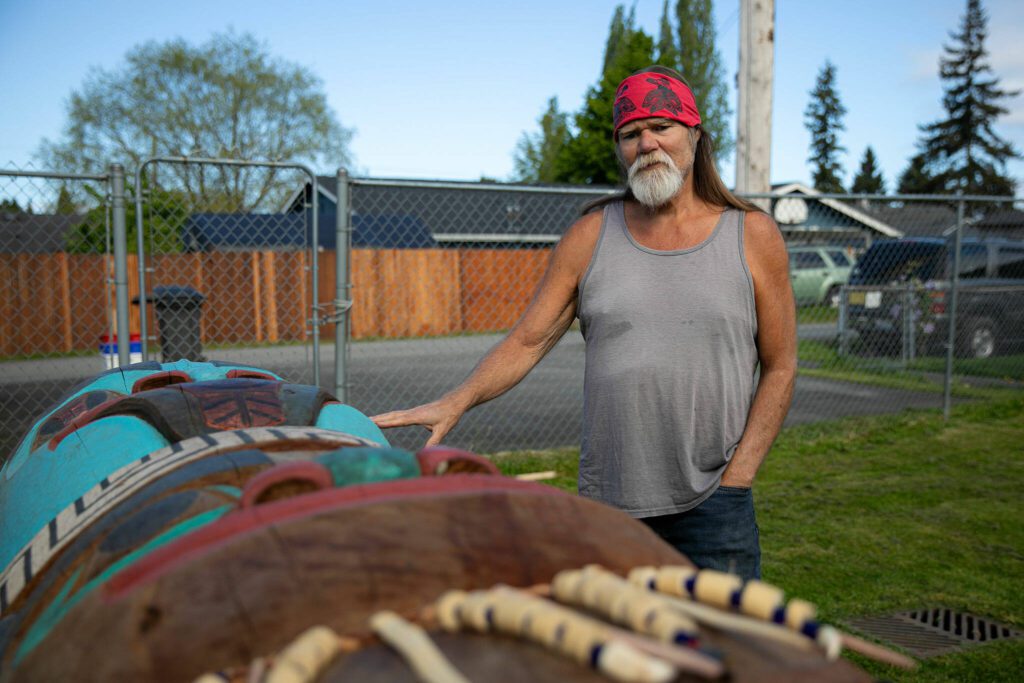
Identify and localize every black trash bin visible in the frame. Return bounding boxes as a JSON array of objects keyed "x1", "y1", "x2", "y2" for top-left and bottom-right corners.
[{"x1": 133, "y1": 286, "x2": 206, "y2": 362}]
